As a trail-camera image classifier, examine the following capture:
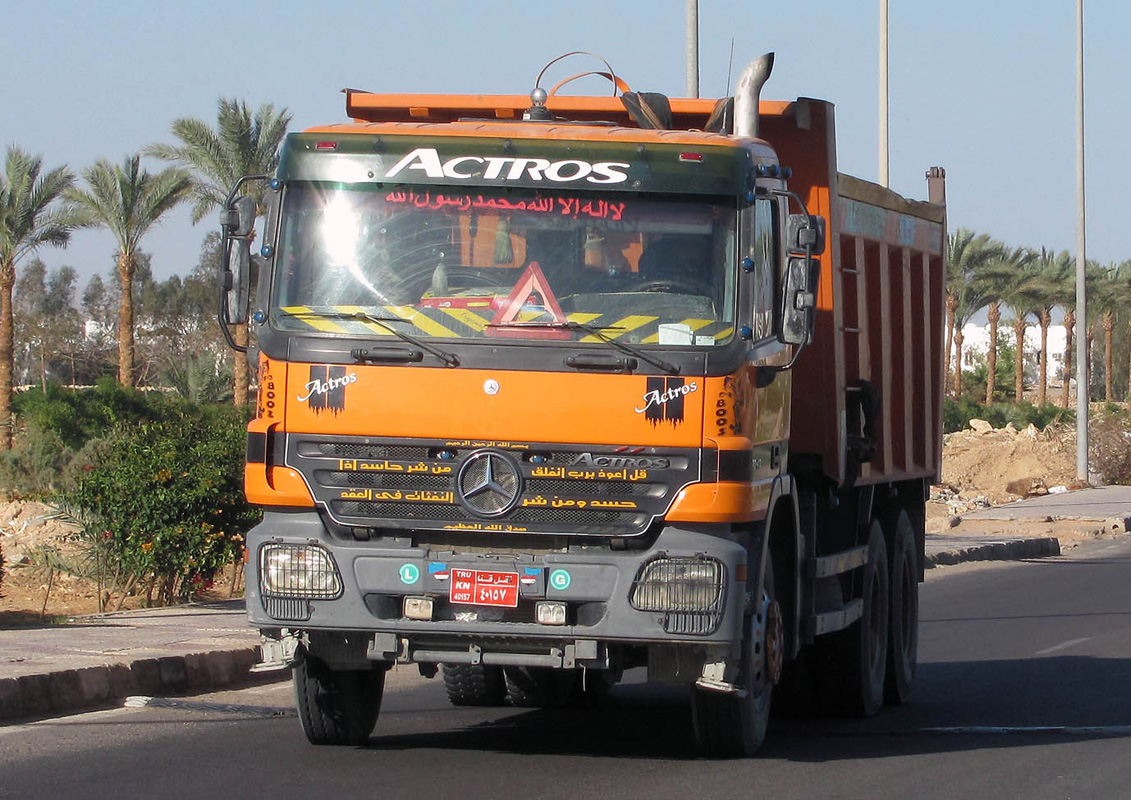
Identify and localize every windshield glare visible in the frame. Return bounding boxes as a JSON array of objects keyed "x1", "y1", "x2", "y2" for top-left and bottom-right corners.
[{"x1": 272, "y1": 184, "x2": 737, "y2": 346}]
